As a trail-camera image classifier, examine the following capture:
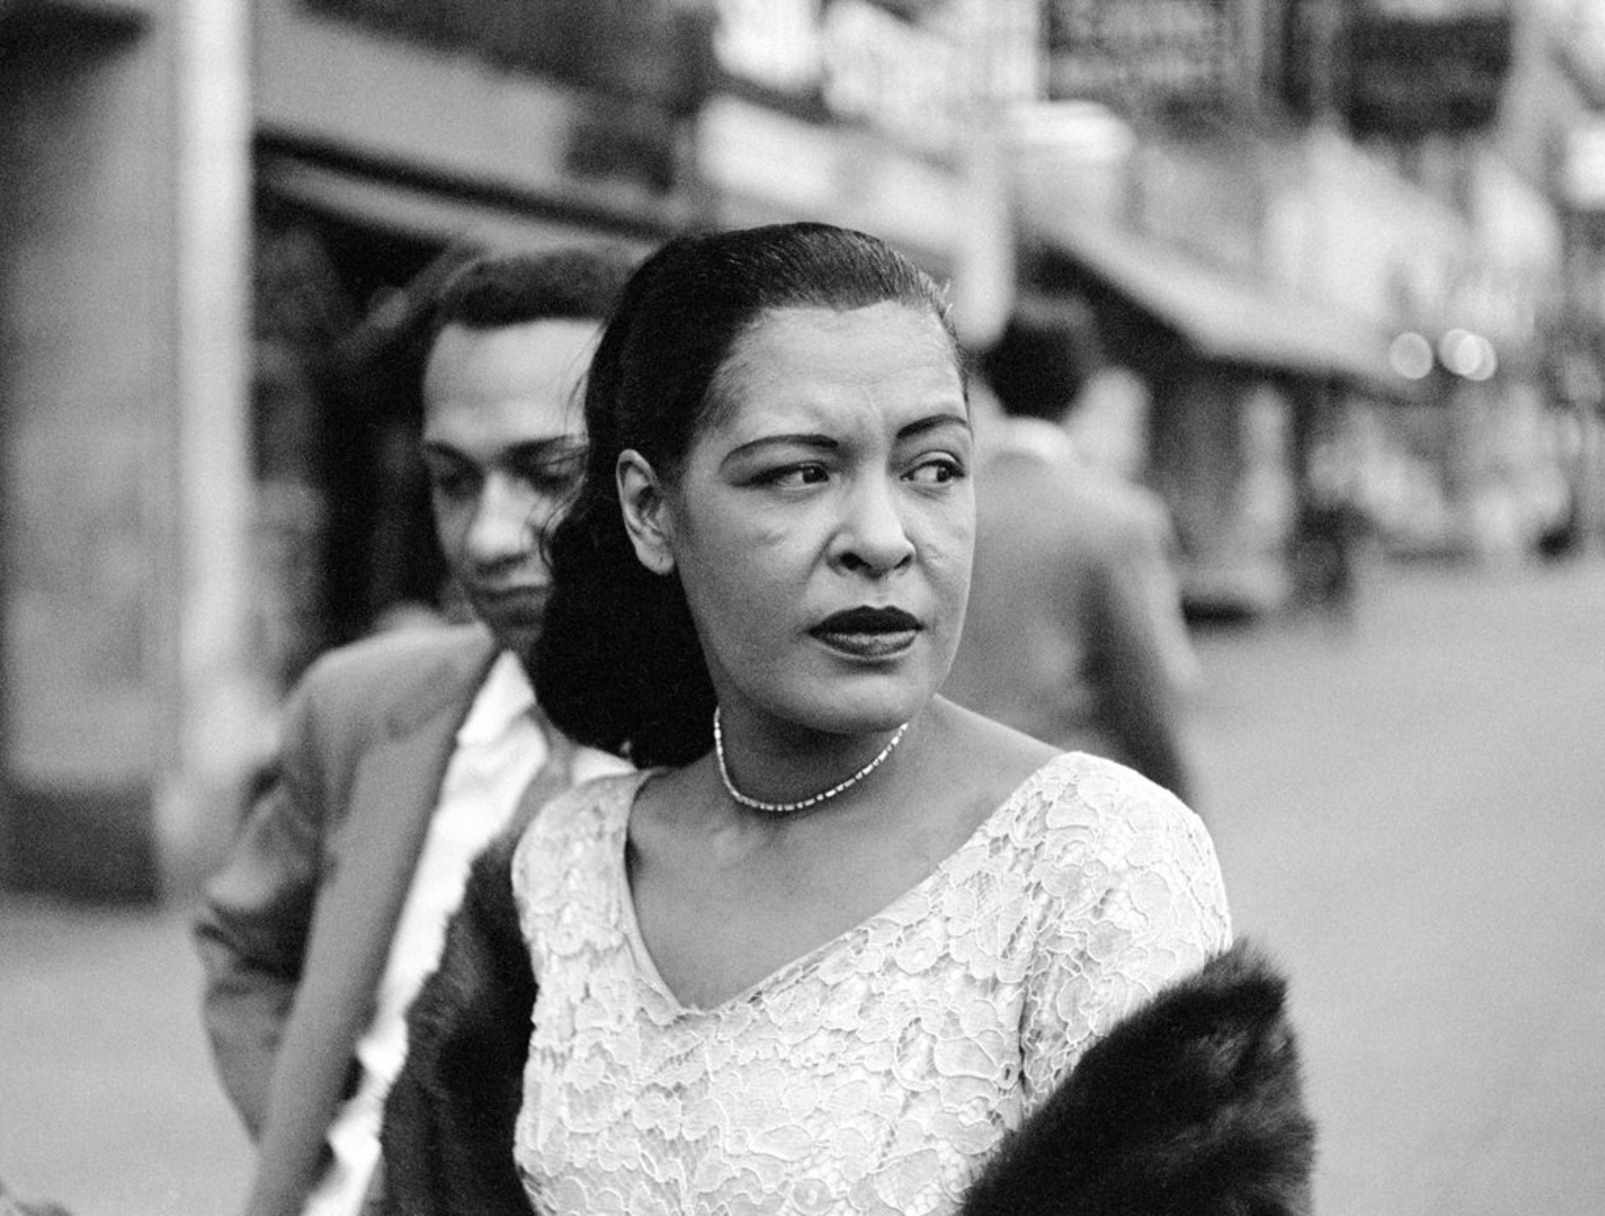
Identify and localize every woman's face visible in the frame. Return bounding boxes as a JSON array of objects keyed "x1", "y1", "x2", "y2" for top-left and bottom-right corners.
[{"x1": 643, "y1": 301, "x2": 974, "y2": 742}]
